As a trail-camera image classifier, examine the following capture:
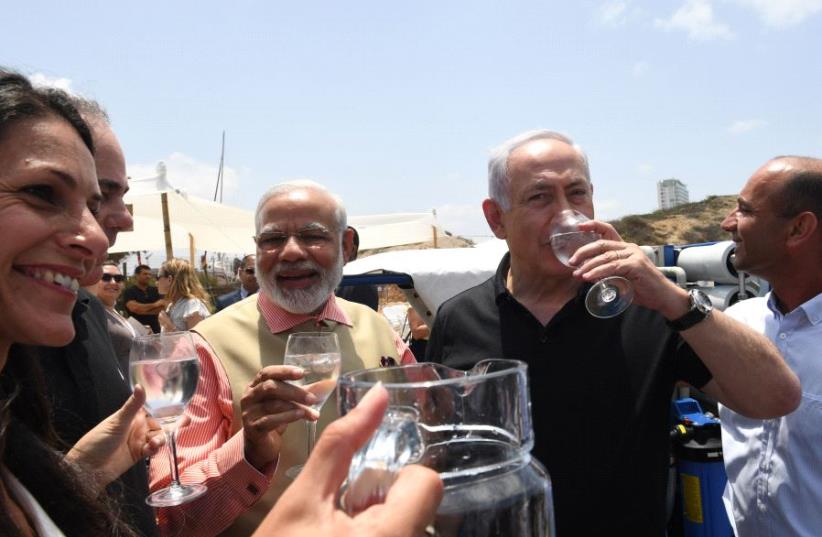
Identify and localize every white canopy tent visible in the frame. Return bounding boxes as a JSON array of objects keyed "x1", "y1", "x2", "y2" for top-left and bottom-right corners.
[
  {"x1": 110, "y1": 163, "x2": 450, "y2": 261},
  {"x1": 349, "y1": 213, "x2": 447, "y2": 251}
]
